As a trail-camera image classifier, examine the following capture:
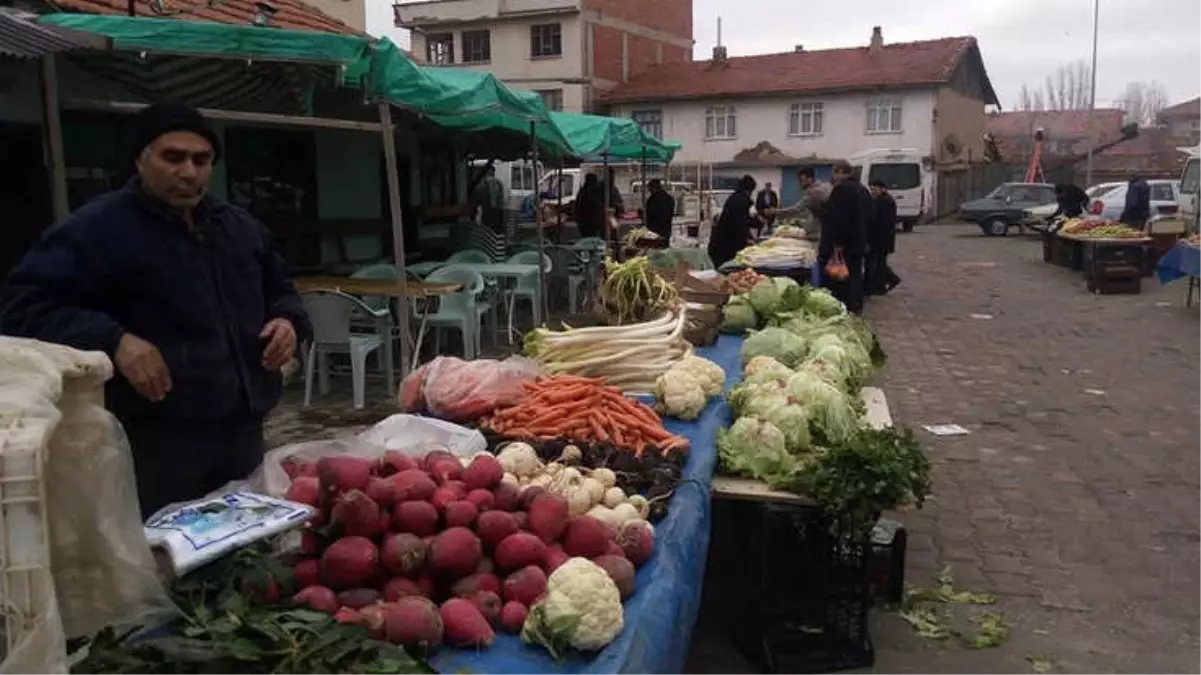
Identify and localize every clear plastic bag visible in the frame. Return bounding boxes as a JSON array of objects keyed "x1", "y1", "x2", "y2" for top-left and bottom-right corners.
[
  {"x1": 245, "y1": 415, "x2": 486, "y2": 499},
  {"x1": 398, "y1": 356, "x2": 545, "y2": 421},
  {"x1": 0, "y1": 338, "x2": 175, "y2": 673}
]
